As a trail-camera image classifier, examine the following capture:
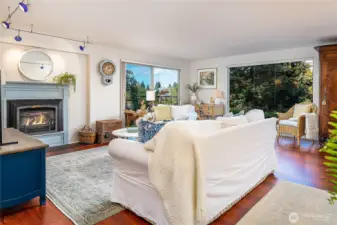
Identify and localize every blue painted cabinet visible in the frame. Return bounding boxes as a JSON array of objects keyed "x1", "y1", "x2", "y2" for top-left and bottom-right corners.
[{"x1": 0, "y1": 148, "x2": 46, "y2": 209}]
